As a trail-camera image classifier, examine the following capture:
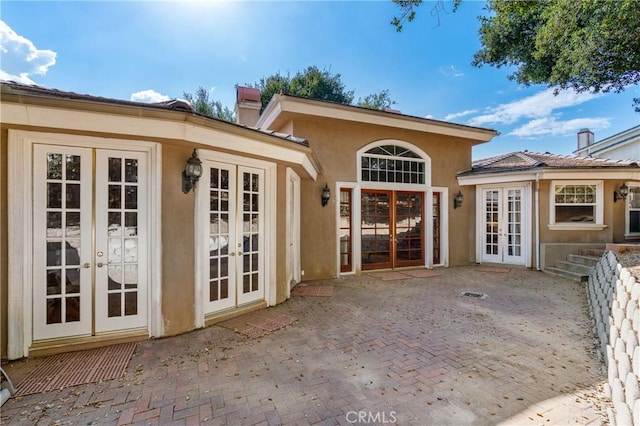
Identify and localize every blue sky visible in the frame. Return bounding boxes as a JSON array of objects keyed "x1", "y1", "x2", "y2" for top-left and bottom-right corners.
[{"x1": 2, "y1": 0, "x2": 639, "y2": 159}]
